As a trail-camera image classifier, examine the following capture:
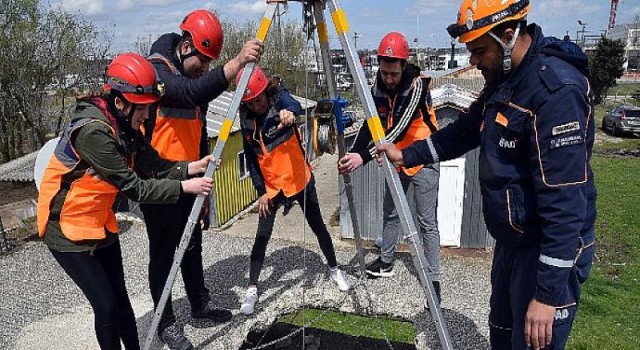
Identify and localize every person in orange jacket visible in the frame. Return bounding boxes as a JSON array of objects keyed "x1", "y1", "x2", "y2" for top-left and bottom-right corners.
[
  {"x1": 37, "y1": 53, "x2": 213, "y2": 350},
  {"x1": 236, "y1": 66, "x2": 351, "y2": 315}
]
